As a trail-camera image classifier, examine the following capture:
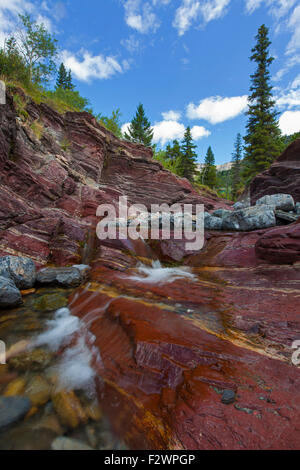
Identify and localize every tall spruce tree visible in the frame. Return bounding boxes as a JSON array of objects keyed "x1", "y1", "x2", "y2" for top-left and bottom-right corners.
[
  {"x1": 124, "y1": 103, "x2": 153, "y2": 147},
  {"x1": 243, "y1": 24, "x2": 281, "y2": 179},
  {"x1": 66, "y1": 69, "x2": 74, "y2": 90},
  {"x1": 56, "y1": 63, "x2": 68, "y2": 89},
  {"x1": 231, "y1": 133, "x2": 243, "y2": 199},
  {"x1": 177, "y1": 127, "x2": 197, "y2": 181},
  {"x1": 202, "y1": 146, "x2": 217, "y2": 188}
]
